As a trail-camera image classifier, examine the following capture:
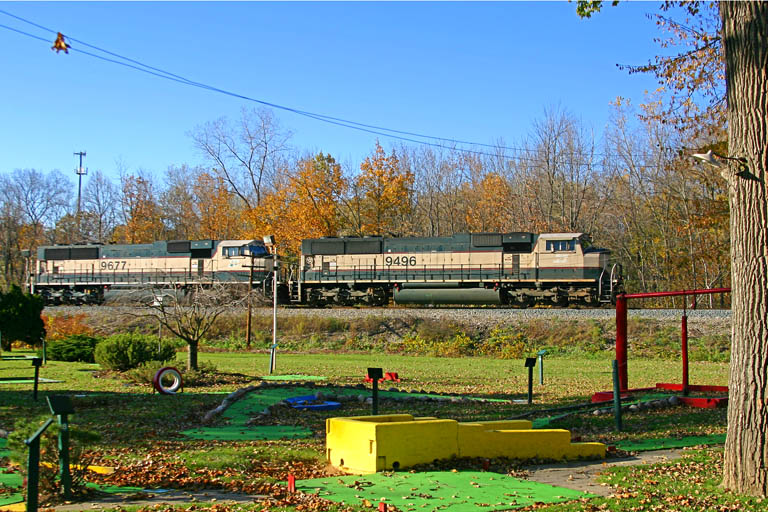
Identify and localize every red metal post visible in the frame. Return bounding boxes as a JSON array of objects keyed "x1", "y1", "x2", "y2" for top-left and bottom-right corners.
[
  {"x1": 287, "y1": 474, "x2": 296, "y2": 493},
  {"x1": 681, "y1": 313, "x2": 689, "y2": 395},
  {"x1": 615, "y1": 294, "x2": 628, "y2": 391}
]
